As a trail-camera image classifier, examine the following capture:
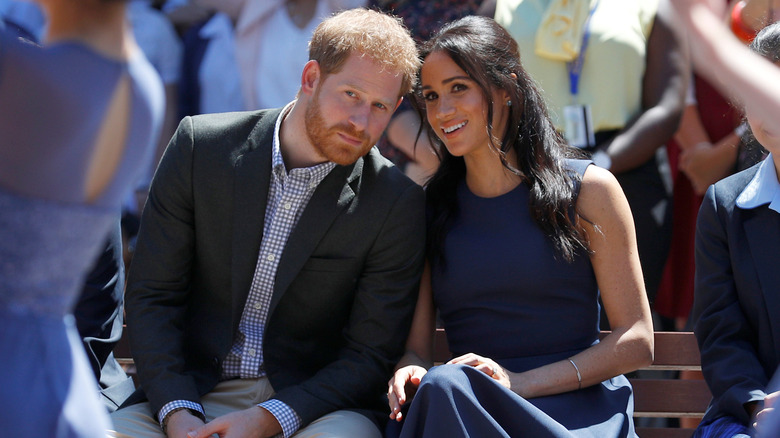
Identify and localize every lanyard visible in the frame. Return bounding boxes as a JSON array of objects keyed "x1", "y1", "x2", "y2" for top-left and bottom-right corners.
[{"x1": 567, "y1": 0, "x2": 600, "y2": 97}]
